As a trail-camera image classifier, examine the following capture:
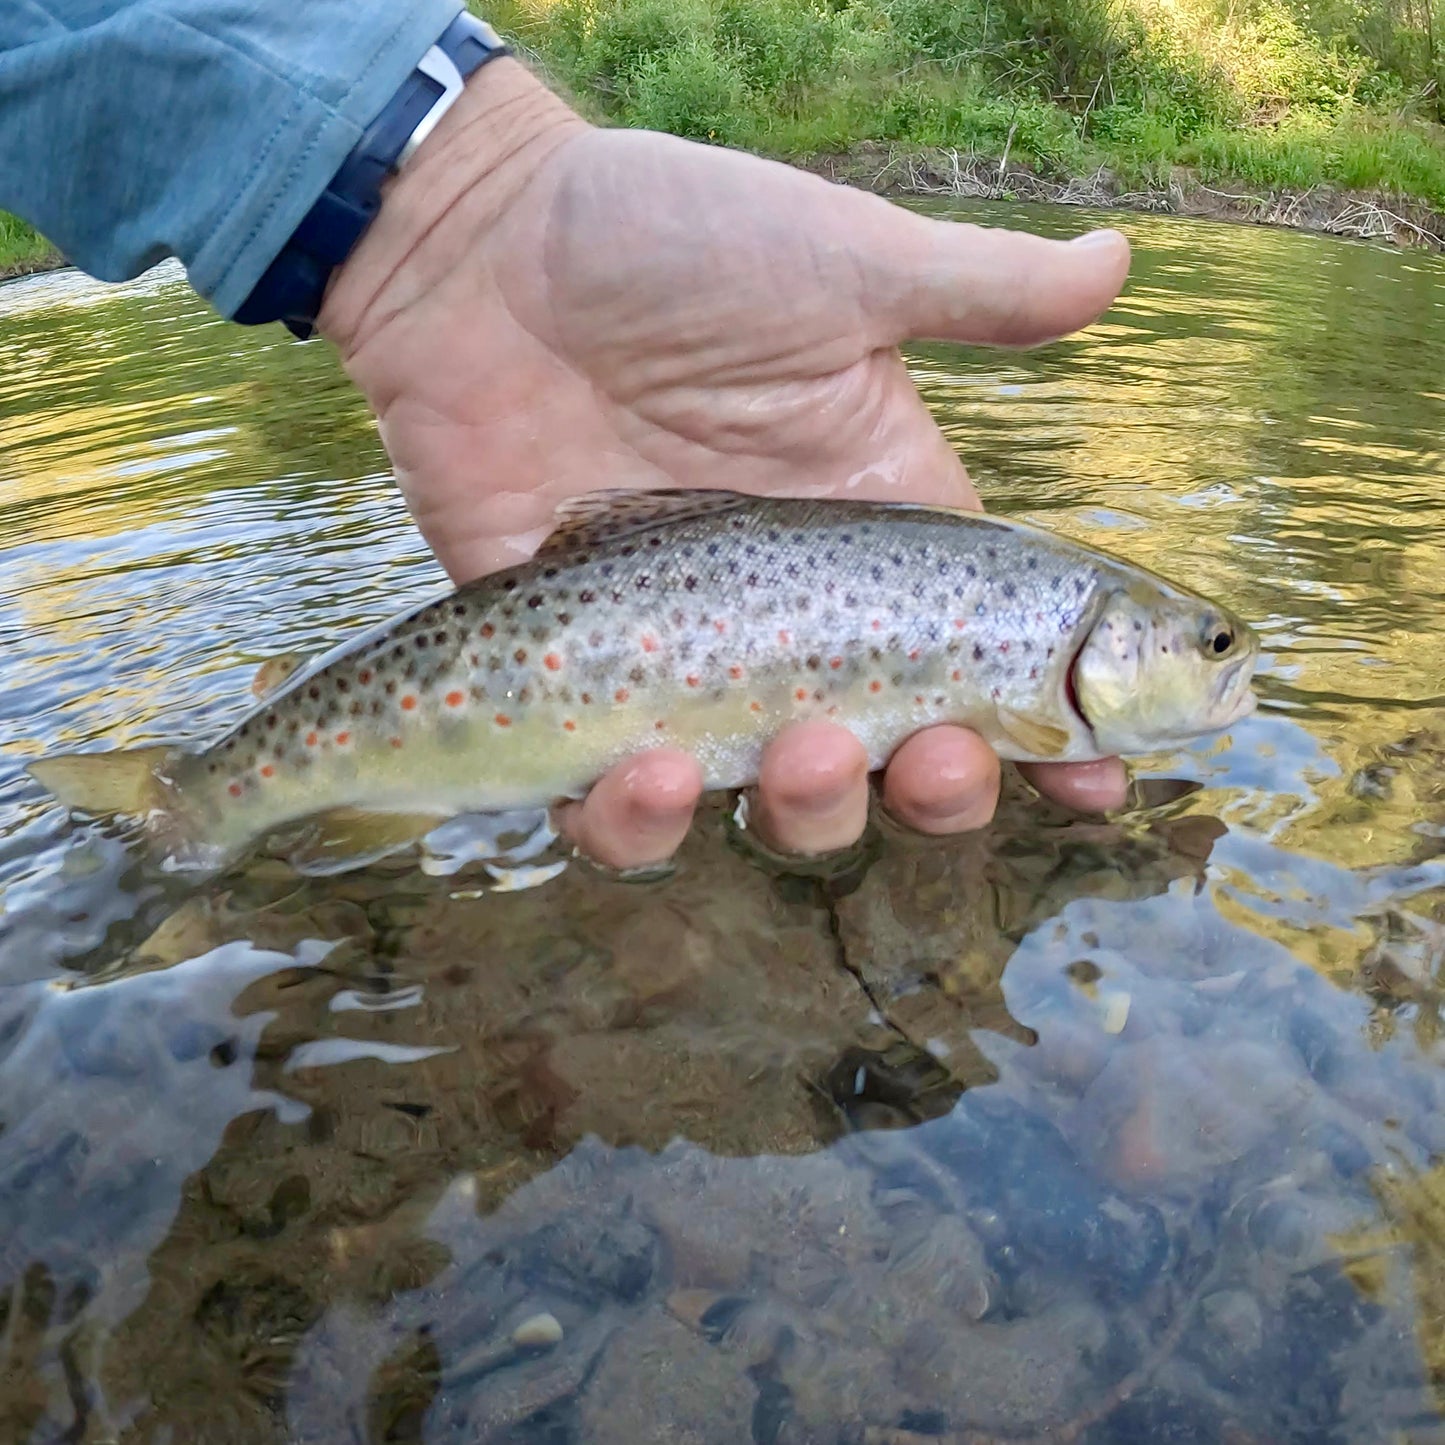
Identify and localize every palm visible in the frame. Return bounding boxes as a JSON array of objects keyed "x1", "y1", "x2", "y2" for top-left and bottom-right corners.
[{"x1": 342, "y1": 127, "x2": 993, "y2": 582}]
